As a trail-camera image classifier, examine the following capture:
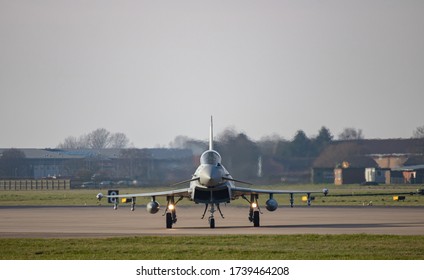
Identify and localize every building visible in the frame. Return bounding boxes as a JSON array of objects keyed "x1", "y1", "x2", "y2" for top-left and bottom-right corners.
[
  {"x1": 334, "y1": 167, "x2": 366, "y2": 185},
  {"x1": 312, "y1": 138, "x2": 424, "y2": 184},
  {"x1": 365, "y1": 167, "x2": 390, "y2": 184},
  {"x1": 0, "y1": 148, "x2": 194, "y2": 185},
  {"x1": 391, "y1": 164, "x2": 424, "y2": 184}
]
